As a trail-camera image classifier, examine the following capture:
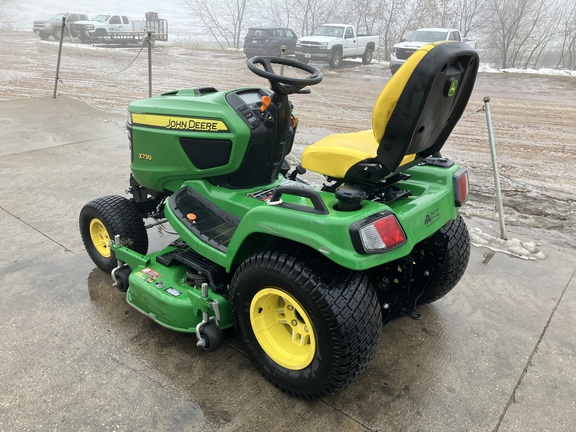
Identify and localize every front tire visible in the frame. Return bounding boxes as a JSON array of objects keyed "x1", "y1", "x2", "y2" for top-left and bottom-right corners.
[
  {"x1": 230, "y1": 247, "x2": 382, "y2": 398},
  {"x1": 79, "y1": 195, "x2": 148, "y2": 273},
  {"x1": 329, "y1": 50, "x2": 342, "y2": 68}
]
